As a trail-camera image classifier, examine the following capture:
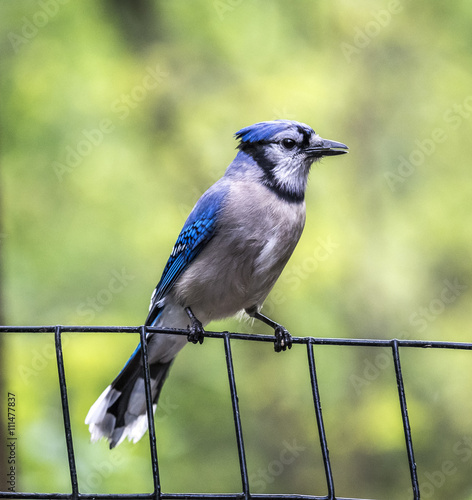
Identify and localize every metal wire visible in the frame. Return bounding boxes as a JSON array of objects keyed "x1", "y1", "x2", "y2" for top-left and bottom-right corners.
[
  {"x1": 2, "y1": 324, "x2": 472, "y2": 500},
  {"x1": 54, "y1": 326, "x2": 79, "y2": 499},
  {"x1": 391, "y1": 339, "x2": 419, "y2": 500},
  {"x1": 223, "y1": 333, "x2": 250, "y2": 499},
  {"x1": 139, "y1": 325, "x2": 161, "y2": 500},
  {"x1": 306, "y1": 341, "x2": 335, "y2": 499}
]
